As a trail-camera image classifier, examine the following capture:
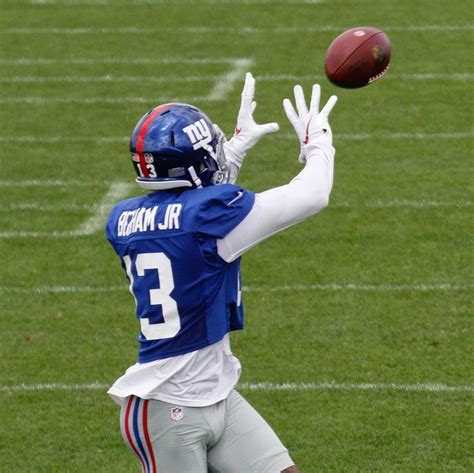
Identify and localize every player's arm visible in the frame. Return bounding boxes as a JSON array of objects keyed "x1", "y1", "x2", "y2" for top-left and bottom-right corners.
[
  {"x1": 216, "y1": 72, "x2": 279, "y2": 184},
  {"x1": 217, "y1": 84, "x2": 337, "y2": 262}
]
